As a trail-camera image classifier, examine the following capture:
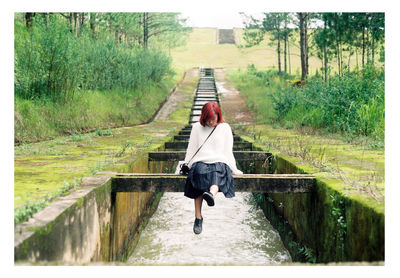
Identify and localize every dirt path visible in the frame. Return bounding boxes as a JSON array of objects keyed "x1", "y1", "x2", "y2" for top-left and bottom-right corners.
[
  {"x1": 154, "y1": 68, "x2": 198, "y2": 121},
  {"x1": 214, "y1": 68, "x2": 255, "y2": 126}
]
